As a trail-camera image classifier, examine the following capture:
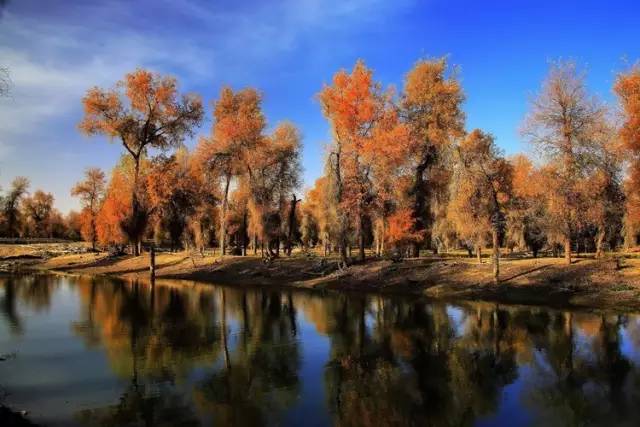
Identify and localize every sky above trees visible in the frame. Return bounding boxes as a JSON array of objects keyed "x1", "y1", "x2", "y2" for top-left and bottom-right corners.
[{"x1": 1, "y1": 0, "x2": 639, "y2": 213}]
